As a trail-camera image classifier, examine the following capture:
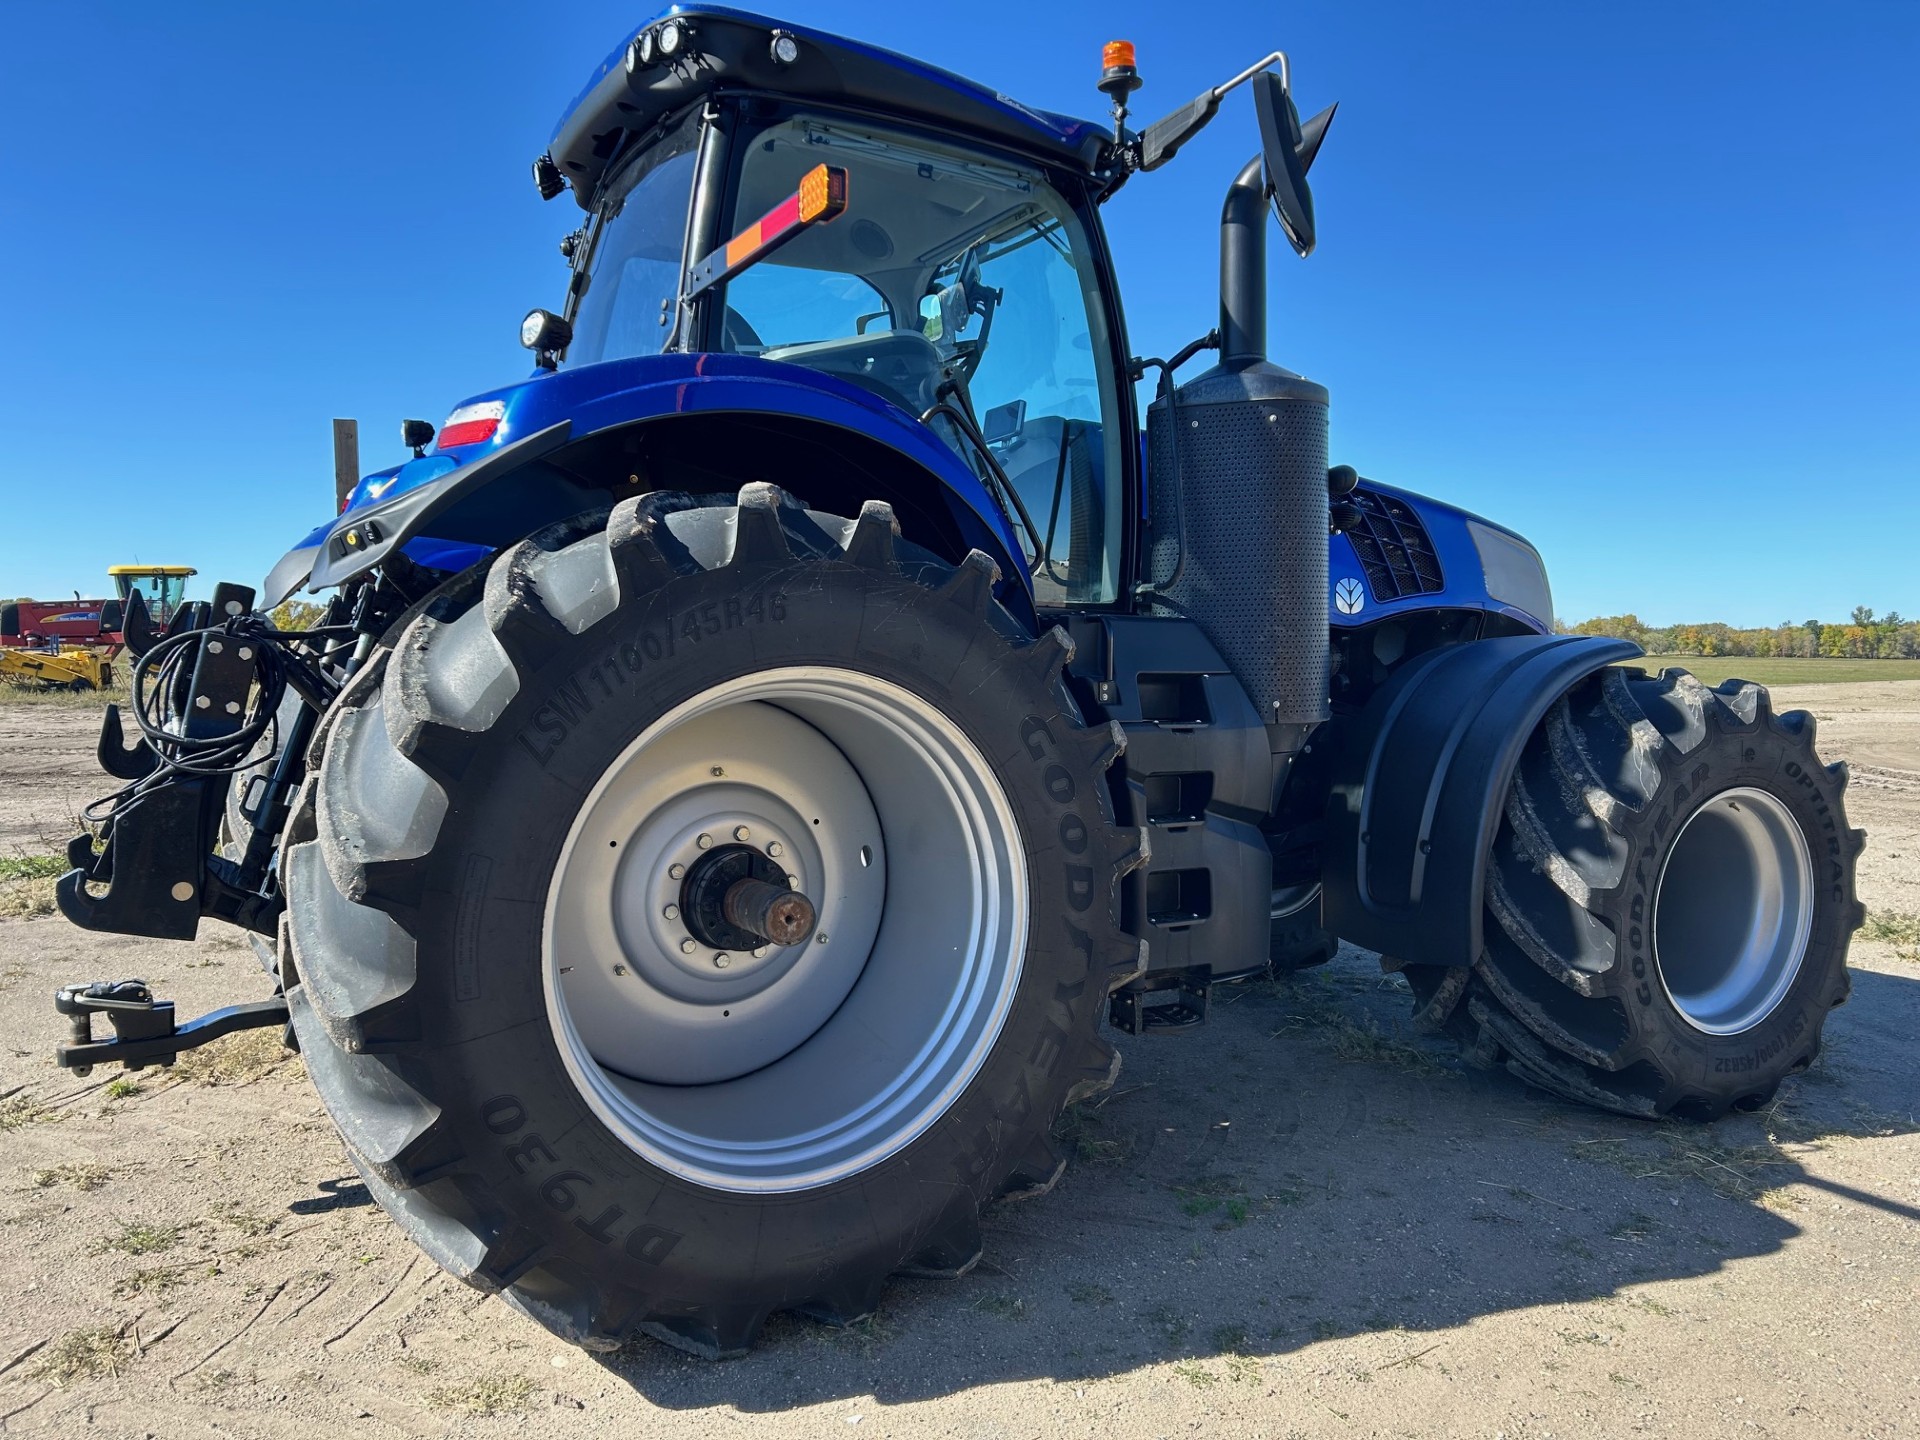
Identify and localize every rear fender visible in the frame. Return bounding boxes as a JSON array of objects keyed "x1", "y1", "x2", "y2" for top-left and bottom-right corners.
[
  {"x1": 1321, "y1": 634, "x2": 1640, "y2": 967},
  {"x1": 266, "y1": 356, "x2": 1030, "y2": 619}
]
